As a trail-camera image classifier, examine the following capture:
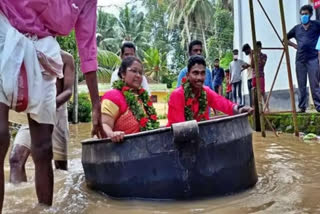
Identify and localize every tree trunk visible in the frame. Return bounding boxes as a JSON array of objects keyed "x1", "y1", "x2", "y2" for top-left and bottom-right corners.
[
  {"x1": 184, "y1": 15, "x2": 191, "y2": 44},
  {"x1": 72, "y1": 62, "x2": 79, "y2": 124},
  {"x1": 201, "y1": 27, "x2": 209, "y2": 59}
]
